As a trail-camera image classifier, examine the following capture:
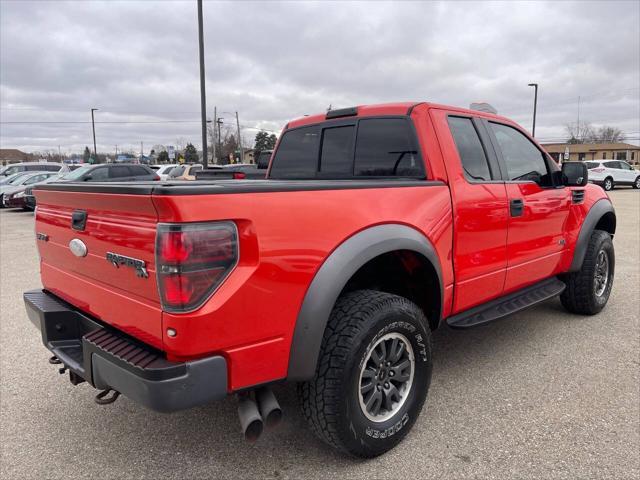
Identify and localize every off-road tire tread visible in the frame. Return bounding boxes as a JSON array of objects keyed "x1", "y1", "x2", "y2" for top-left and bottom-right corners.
[
  {"x1": 297, "y1": 289, "x2": 426, "y2": 456},
  {"x1": 561, "y1": 229, "x2": 612, "y2": 315}
]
